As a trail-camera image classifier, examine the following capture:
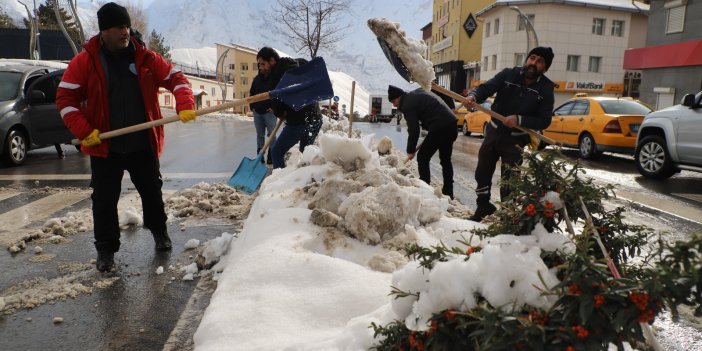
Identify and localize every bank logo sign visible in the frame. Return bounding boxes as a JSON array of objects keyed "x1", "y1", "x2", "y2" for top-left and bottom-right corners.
[
  {"x1": 464, "y1": 13, "x2": 477, "y2": 38},
  {"x1": 566, "y1": 81, "x2": 604, "y2": 91}
]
